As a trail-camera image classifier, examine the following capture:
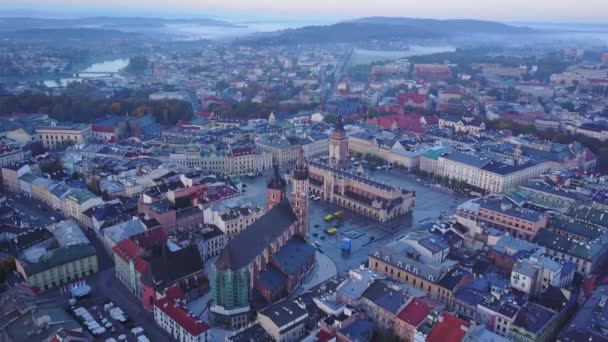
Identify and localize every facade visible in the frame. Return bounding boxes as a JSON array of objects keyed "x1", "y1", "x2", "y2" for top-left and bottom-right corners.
[
  {"x1": 61, "y1": 189, "x2": 104, "y2": 224},
  {"x1": 257, "y1": 134, "x2": 327, "y2": 166},
  {"x1": 477, "y1": 197, "x2": 547, "y2": 241},
  {"x1": 510, "y1": 254, "x2": 571, "y2": 298},
  {"x1": 15, "y1": 243, "x2": 98, "y2": 291},
  {"x1": 439, "y1": 114, "x2": 486, "y2": 134},
  {"x1": 1, "y1": 163, "x2": 31, "y2": 192},
  {"x1": 437, "y1": 151, "x2": 550, "y2": 194},
  {"x1": 169, "y1": 145, "x2": 272, "y2": 176},
  {"x1": 456, "y1": 196, "x2": 548, "y2": 241},
  {"x1": 203, "y1": 202, "x2": 265, "y2": 240},
  {"x1": 36, "y1": 123, "x2": 92, "y2": 150},
  {"x1": 308, "y1": 161, "x2": 415, "y2": 222},
  {"x1": 0, "y1": 147, "x2": 30, "y2": 168}
]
